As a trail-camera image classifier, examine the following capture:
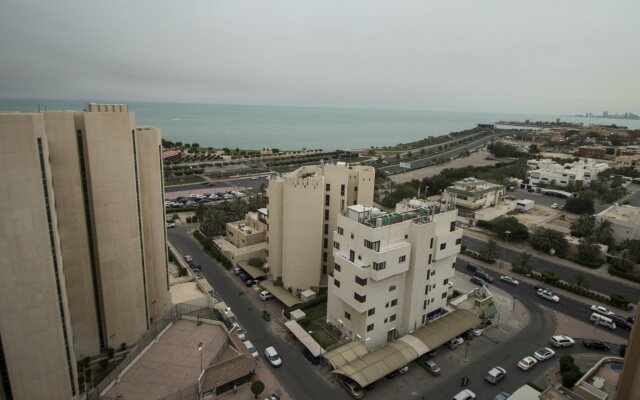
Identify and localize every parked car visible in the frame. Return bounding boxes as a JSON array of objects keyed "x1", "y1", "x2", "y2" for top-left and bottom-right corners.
[
  {"x1": 452, "y1": 389, "x2": 476, "y2": 400},
  {"x1": 550, "y1": 335, "x2": 575, "y2": 348},
  {"x1": 244, "y1": 279, "x2": 256, "y2": 287},
  {"x1": 184, "y1": 255, "x2": 193, "y2": 263},
  {"x1": 517, "y1": 356, "x2": 537, "y2": 371},
  {"x1": 533, "y1": 347, "x2": 556, "y2": 361},
  {"x1": 534, "y1": 285, "x2": 549, "y2": 292},
  {"x1": 499, "y1": 275, "x2": 520, "y2": 286},
  {"x1": 494, "y1": 392, "x2": 511, "y2": 400},
  {"x1": 583, "y1": 339, "x2": 610, "y2": 351},
  {"x1": 474, "y1": 270, "x2": 494, "y2": 283},
  {"x1": 302, "y1": 348, "x2": 320, "y2": 365},
  {"x1": 590, "y1": 305, "x2": 615, "y2": 316},
  {"x1": 397, "y1": 365, "x2": 409, "y2": 375},
  {"x1": 238, "y1": 272, "x2": 249, "y2": 280},
  {"x1": 612, "y1": 315, "x2": 634, "y2": 330},
  {"x1": 550, "y1": 203, "x2": 559, "y2": 209},
  {"x1": 537, "y1": 289, "x2": 560, "y2": 303},
  {"x1": 470, "y1": 276, "x2": 487, "y2": 286},
  {"x1": 259, "y1": 290, "x2": 273, "y2": 301},
  {"x1": 264, "y1": 346, "x2": 282, "y2": 367},
  {"x1": 165, "y1": 222, "x2": 176, "y2": 229},
  {"x1": 232, "y1": 267, "x2": 242, "y2": 275},
  {"x1": 243, "y1": 340, "x2": 258, "y2": 358},
  {"x1": 467, "y1": 263, "x2": 482, "y2": 273},
  {"x1": 590, "y1": 313, "x2": 617, "y2": 330},
  {"x1": 448, "y1": 337, "x2": 464, "y2": 349},
  {"x1": 484, "y1": 366, "x2": 507, "y2": 384},
  {"x1": 417, "y1": 358, "x2": 441, "y2": 376},
  {"x1": 341, "y1": 378, "x2": 364, "y2": 399},
  {"x1": 234, "y1": 325, "x2": 247, "y2": 341}
]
